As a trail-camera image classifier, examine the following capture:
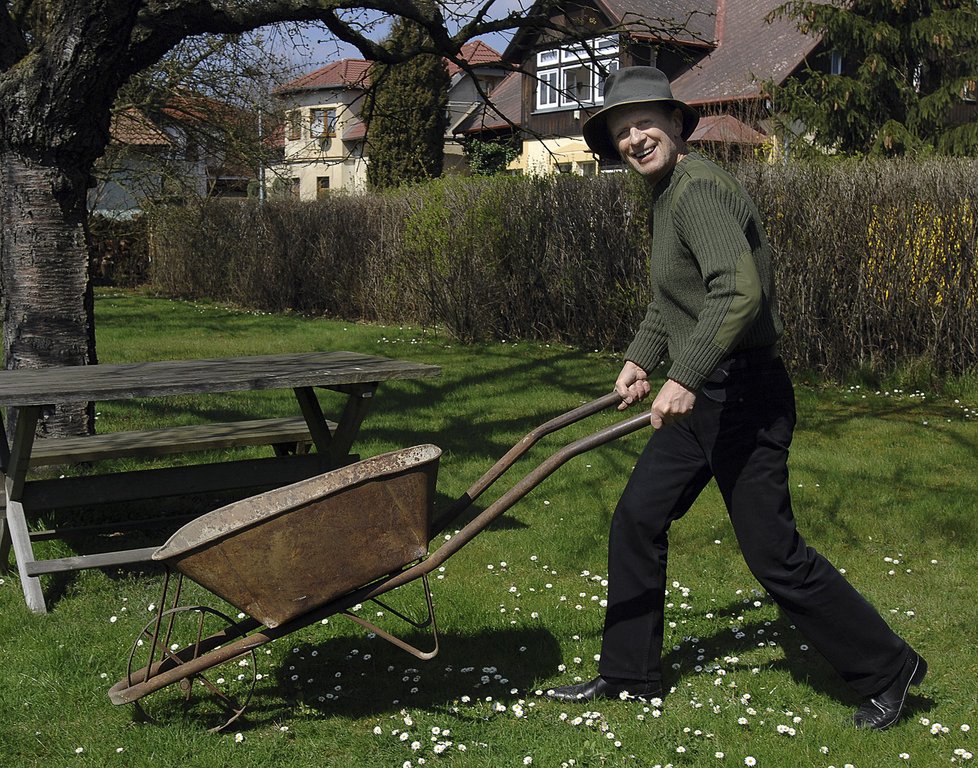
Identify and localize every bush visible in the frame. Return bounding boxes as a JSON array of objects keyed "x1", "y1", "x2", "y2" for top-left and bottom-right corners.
[
  {"x1": 743, "y1": 158, "x2": 978, "y2": 378},
  {"x1": 147, "y1": 159, "x2": 978, "y2": 381},
  {"x1": 89, "y1": 215, "x2": 149, "y2": 287}
]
